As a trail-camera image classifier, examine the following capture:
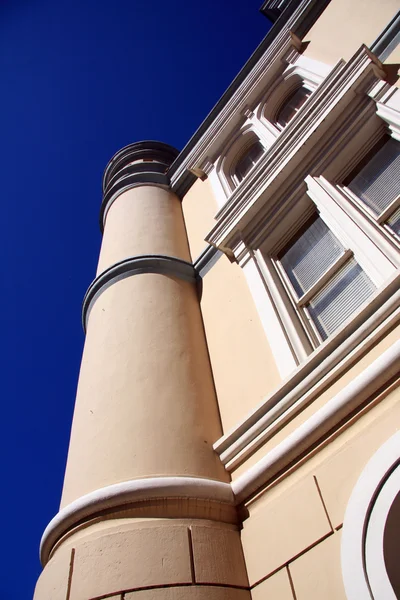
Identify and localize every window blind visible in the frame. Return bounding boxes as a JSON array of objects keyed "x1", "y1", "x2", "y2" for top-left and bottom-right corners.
[
  {"x1": 348, "y1": 137, "x2": 400, "y2": 215},
  {"x1": 276, "y1": 87, "x2": 311, "y2": 128},
  {"x1": 307, "y1": 258, "x2": 375, "y2": 340},
  {"x1": 280, "y1": 217, "x2": 344, "y2": 297},
  {"x1": 235, "y1": 141, "x2": 264, "y2": 182}
]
